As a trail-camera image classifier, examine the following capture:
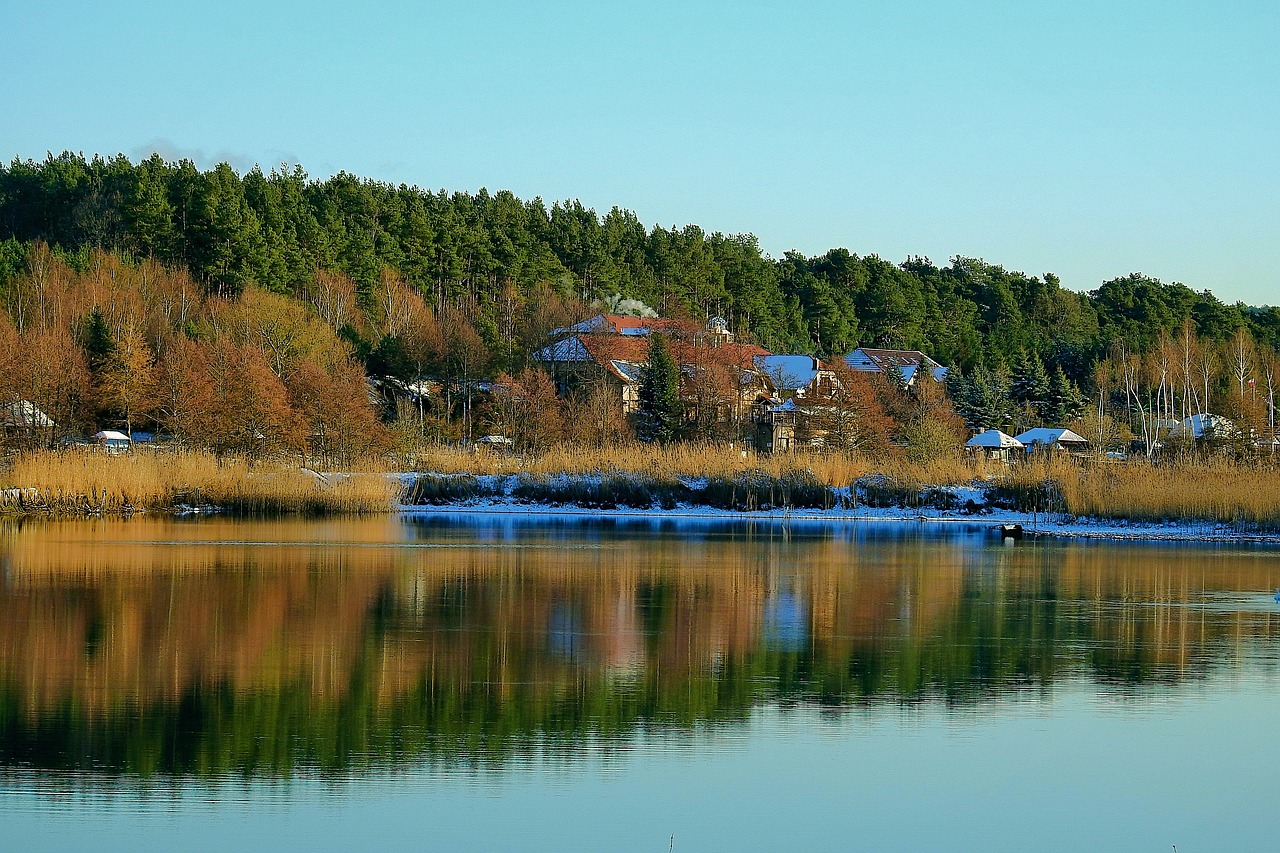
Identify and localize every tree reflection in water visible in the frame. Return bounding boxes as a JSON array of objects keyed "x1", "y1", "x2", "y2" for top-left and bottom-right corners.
[{"x1": 0, "y1": 515, "x2": 1277, "y2": 778}]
